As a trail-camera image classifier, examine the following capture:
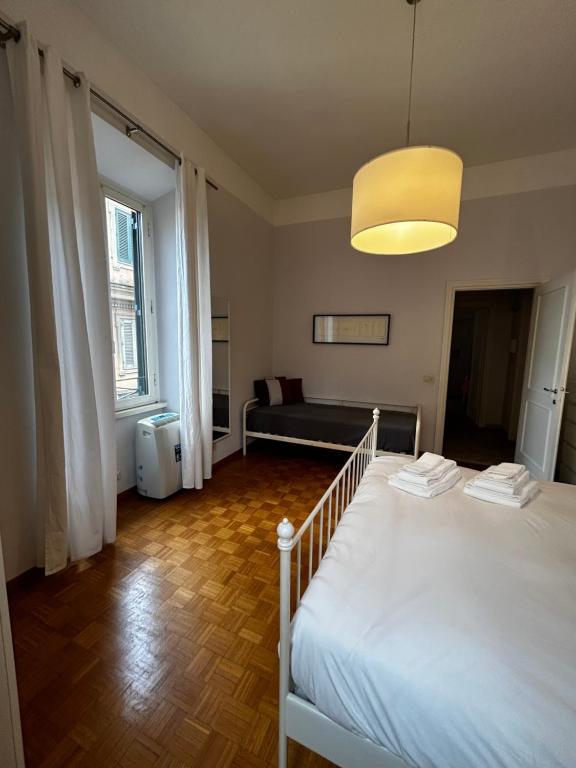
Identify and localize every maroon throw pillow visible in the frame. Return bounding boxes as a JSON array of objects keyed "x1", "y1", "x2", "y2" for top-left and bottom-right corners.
[
  {"x1": 291, "y1": 378, "x2": 304, "y2": 402},
  {"x1": 282, "y1": 378, "x2": 304, "y2": 404},
  {"x1": 279, "y1": 378, "x2": 293, "y2": 404},
  {"x1": 254, "y1": 379, "x2": 269, "y2": 405}
]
